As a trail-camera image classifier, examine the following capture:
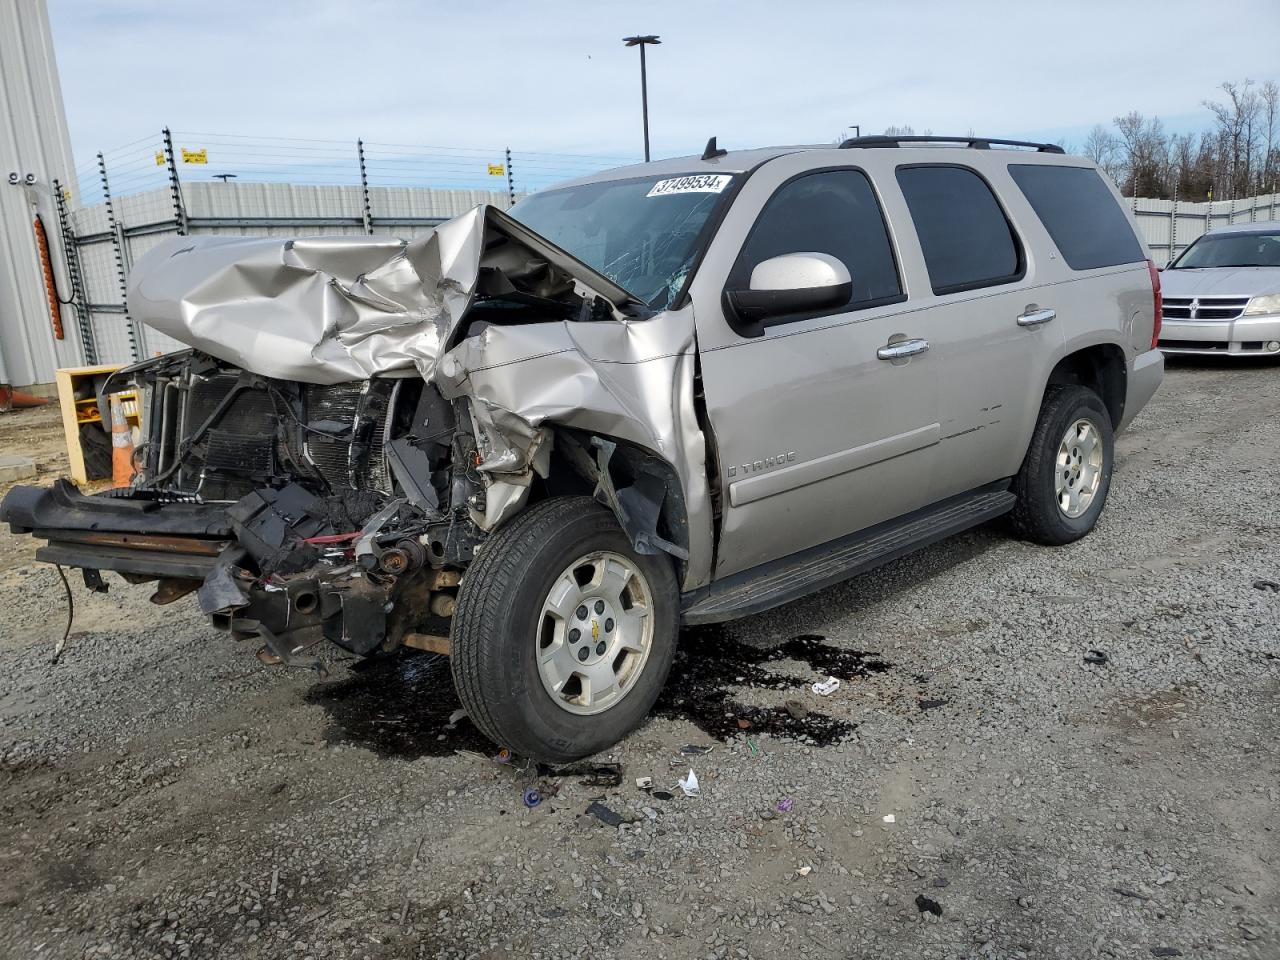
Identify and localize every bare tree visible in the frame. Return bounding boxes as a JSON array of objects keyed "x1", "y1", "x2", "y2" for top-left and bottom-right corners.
[
  {"x1": 1204, "y1": 80, "x2": 1262, "y2": 197},
  {"x1": 1261, "y1": 80, "x2": 1279, "y2": 193},
  {"x1": 1114, "y1": 112, "x2": 1169, "y2": 197},
  {"x1": 1083, "y1": 124, "x2": 1121, "y2": 181},
  {"x1": 871, "y1": 80, "x2": 1276, "y2": 201}
]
